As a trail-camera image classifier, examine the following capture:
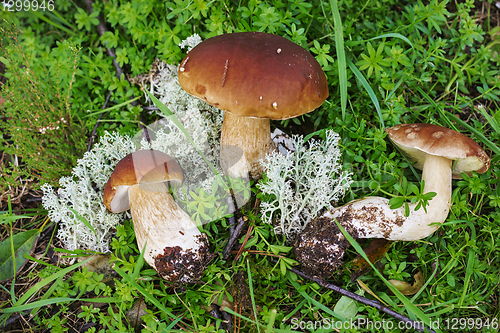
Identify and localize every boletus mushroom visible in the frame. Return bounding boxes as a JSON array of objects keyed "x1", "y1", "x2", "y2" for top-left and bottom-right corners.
[
  {"x1": 295, "y1": 123, "x2": 490, "y2": 277},
  {"x1": 178, "y1": 32, "x2": 329, "y2": 179},
  {"x1": 103, "y1": 150, "x2": 211, "y2": 283}
]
